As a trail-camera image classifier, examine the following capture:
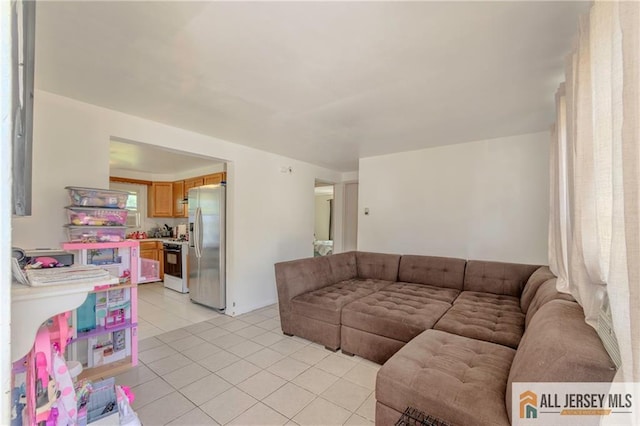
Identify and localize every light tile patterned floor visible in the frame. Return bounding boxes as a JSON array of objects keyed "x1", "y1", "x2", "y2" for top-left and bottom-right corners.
[
  {"x1": 121, "y1": 282, "x2": 378, "y2": 425},
  {"x1": 137, "y1": 282, "x2": 222, "y2": 340}
]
